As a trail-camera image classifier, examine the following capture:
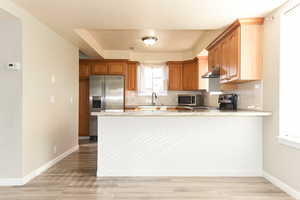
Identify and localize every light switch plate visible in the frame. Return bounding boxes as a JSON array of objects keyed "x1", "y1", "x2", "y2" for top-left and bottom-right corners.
[
  {"x1": 7, "y1": 62, "x2": 21, "y2": 71},
  {"x1": 50, "y1": 96, "x2": 55, "y2": 103}
]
